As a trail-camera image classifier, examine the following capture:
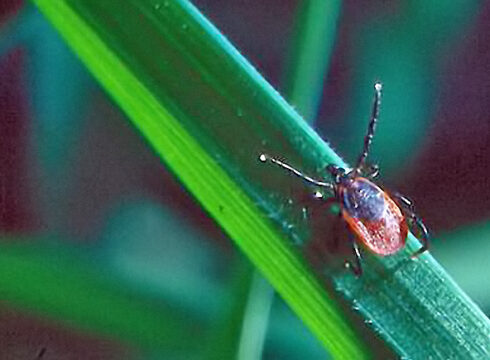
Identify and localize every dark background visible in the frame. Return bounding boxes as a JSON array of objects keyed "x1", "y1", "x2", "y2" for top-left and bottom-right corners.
[{"x1": 0, "y1": 0, "x2": 489, "y2": 358}]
